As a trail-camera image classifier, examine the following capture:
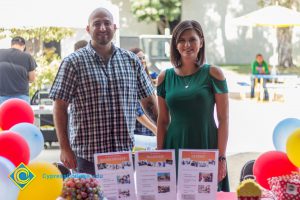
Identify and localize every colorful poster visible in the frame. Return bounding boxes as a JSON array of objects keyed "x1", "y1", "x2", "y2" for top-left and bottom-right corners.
[
  {"x1": 94, "y1": 152, "x2": 136, "y2": 200},
  {"x1": 135, "y1": 150, "x2": 176, "y2": 200},
  {"x1": 177, "y1": 149, "x2": 219, "y2": 200}
]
